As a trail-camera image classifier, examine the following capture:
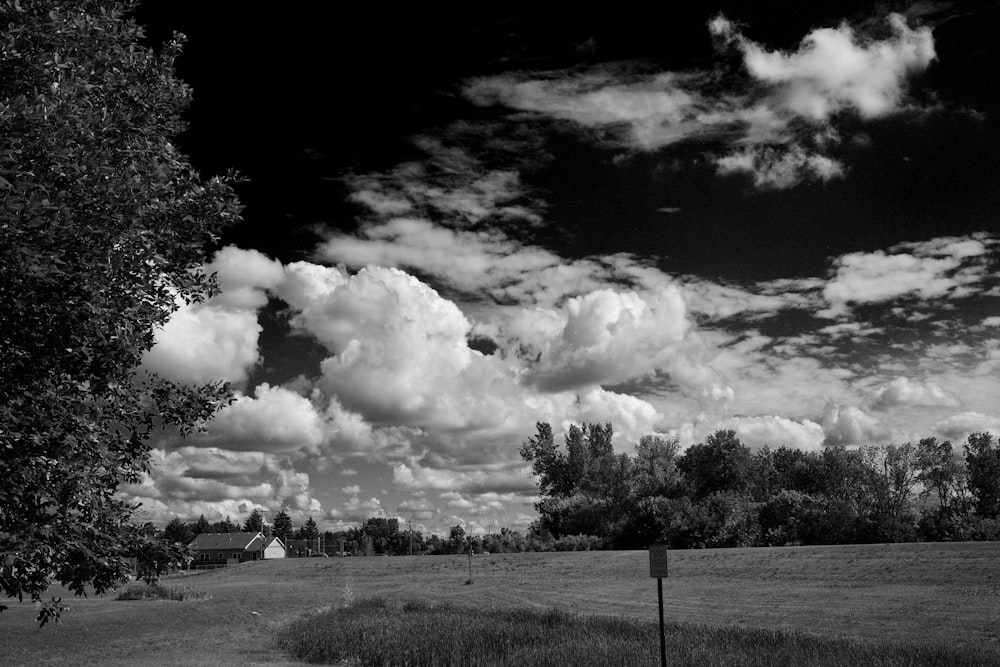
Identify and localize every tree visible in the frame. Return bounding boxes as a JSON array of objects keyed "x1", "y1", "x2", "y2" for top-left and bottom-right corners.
[
  {"x1": 301, "y1": 517, "x2": 320, "y2": 542},
  {"x1": 213, "y1": 516, "x2": 237, "y2": 533},
  {"x1": 631, "y1": 435, "x2": 682, "y2": 499},
  {"x1": 163, "y1": 517, "x2": 193, "y2": 545},
  {"x1": 272, "y1": 510, "x2": 293, "y2": 542},
  {"x1": 0, "y1": 1, "x2": 240, "y2": 622},
  {"x1": 191, "y1": 515, "x2": 212, "y2": 536},
  {"x1": 447, "y1": 525, "x2": 467, "y2": 554},
  {"x1": 520, "y1": 422, "x2": 572, "y2": 497},
  {"x1": 965, "y1": 432, "x2": 1000, "y2": 519},
  {"x1": 677, "y1": 430, "x2": 753, "y2": 498},
  {"x1": 243, "y1": 508, "x2": 263, "y2": 533}
]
